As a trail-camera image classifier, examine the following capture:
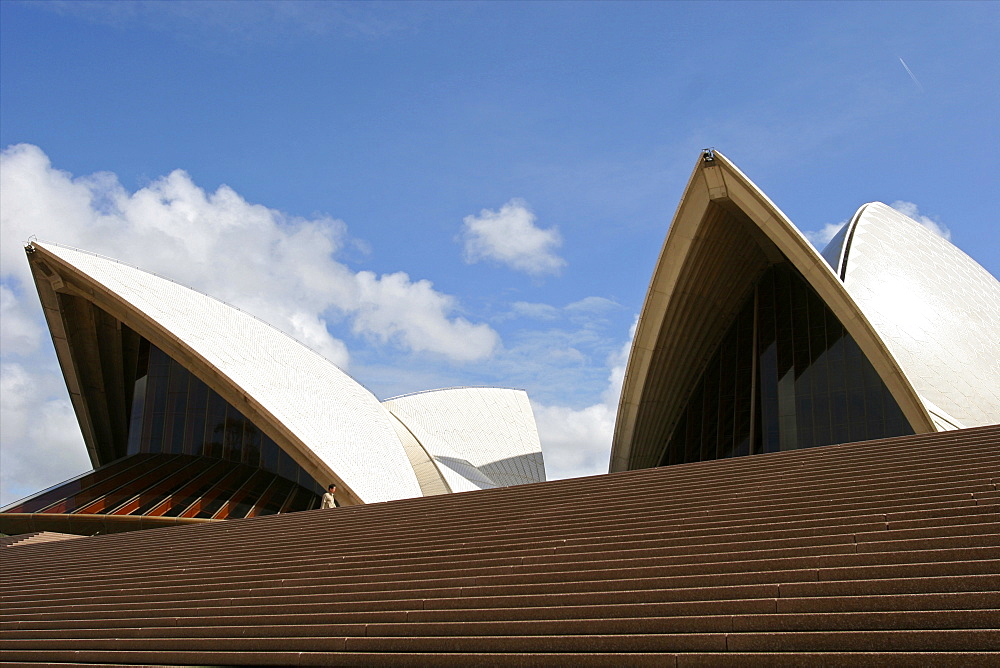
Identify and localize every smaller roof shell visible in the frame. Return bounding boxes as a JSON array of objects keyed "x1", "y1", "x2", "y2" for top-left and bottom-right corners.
[
  {"x1": 384, "y1": 388, "x2": 545, "y2": 492},
  {"x1": 826, "y1": 202, "x2": 1000, "y2": 429}
]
